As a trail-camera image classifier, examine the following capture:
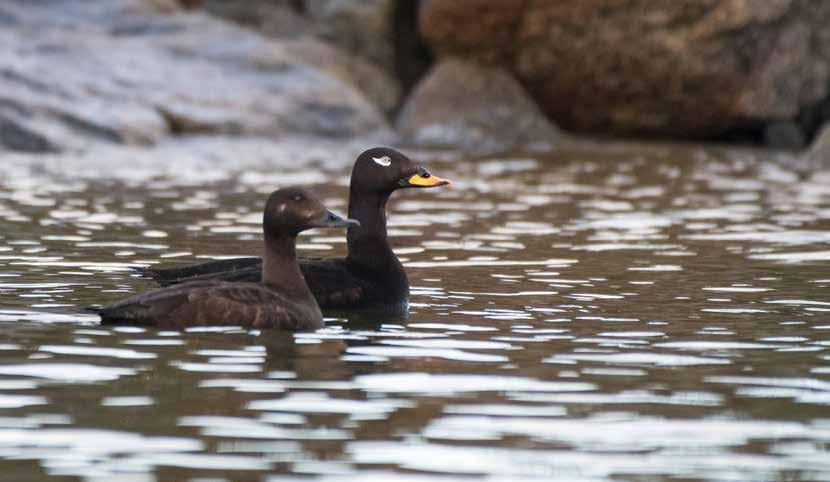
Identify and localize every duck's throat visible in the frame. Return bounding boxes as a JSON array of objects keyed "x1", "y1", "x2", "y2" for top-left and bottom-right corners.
[
  {"x1": 262, "y1": 233, "x2": 311, "y2": 299},
  {"x1": 346, "y1": 190, "x2": 397, "y2": 268}
]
